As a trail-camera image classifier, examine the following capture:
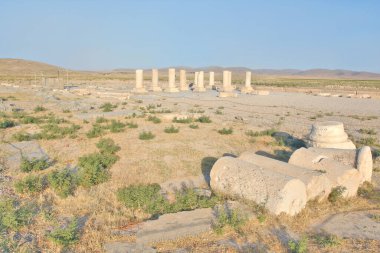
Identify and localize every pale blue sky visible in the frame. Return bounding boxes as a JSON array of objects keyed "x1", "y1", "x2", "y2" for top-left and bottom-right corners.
[{"x1": 1, "y1": 0, "x2": 379, "y2": 72}]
